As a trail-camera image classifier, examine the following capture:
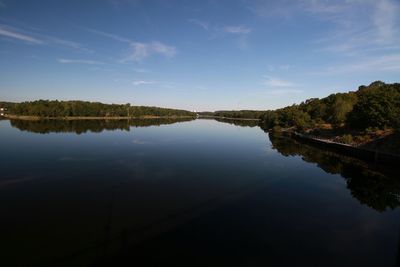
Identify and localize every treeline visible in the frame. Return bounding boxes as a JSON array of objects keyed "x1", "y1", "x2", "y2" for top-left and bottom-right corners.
[
  {"x1": 2, "y1": 100, "x2": 195, "y2": 118},
  {"x1": 199, "y1": 110, "x2": 265, "y2": 119},
  {"x1": 262, "y1": 81, "x2": 400, "y2": 131},
  {"x1": 199, "y1": 81, "x2": 400, "y2": 133}
]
